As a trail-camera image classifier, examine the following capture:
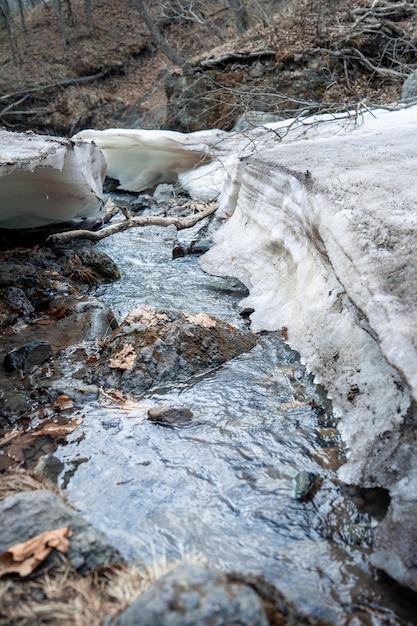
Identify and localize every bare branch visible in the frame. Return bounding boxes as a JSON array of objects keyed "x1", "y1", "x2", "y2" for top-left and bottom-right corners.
[{"x1": 47, "y1": 203, "x2": 218, "y2": 243}]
